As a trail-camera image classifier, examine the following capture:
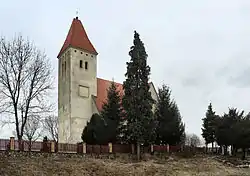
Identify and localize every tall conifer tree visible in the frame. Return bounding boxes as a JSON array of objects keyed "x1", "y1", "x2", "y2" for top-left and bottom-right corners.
[
  {"x1": 155, "y1": 84, "x2": 185, "y2": 145},
  {"x1": 122, "y1": 31, "x2": 155, "y2": 157},
  {"x1": 201, "y1": 103, "x2": 217, "y2": 150},
  {"x1": 100, "y1": 80, "x2": 122, "y2": 143}
]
